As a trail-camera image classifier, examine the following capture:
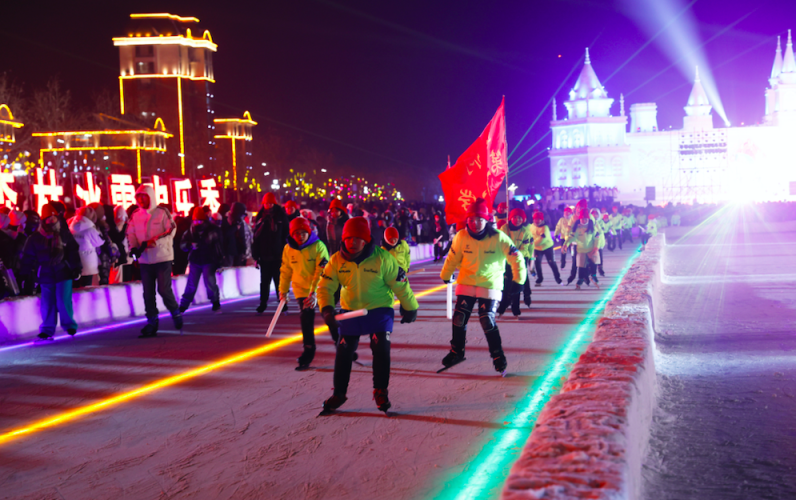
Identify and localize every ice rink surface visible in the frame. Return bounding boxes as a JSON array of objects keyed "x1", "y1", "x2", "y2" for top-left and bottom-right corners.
[
  {"x1": 643, "y1": 219, "x2": 796, "y2": 499},
  {"x1": 0, "y1": 249, "x2": 635, "y2": 499}
]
